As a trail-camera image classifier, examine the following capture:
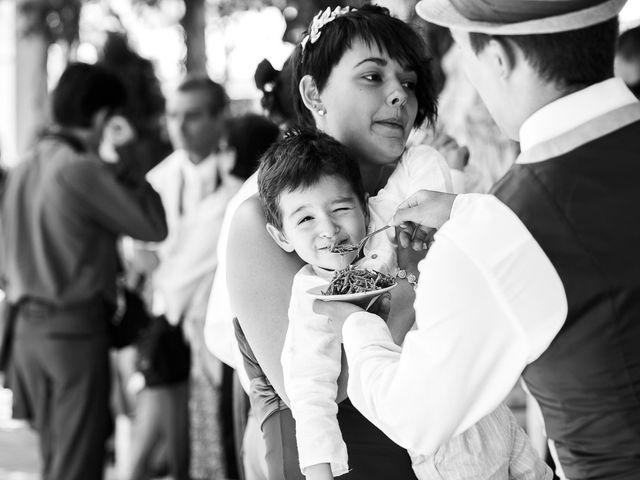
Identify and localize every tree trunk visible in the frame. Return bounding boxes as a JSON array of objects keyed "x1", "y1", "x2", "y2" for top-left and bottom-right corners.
[
  {"x1": 181, "y1": 0, "x2": 207, "y2": 74},
  {"x1": 15, "y1": 0, "x2": 49, "y2": 156}
]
